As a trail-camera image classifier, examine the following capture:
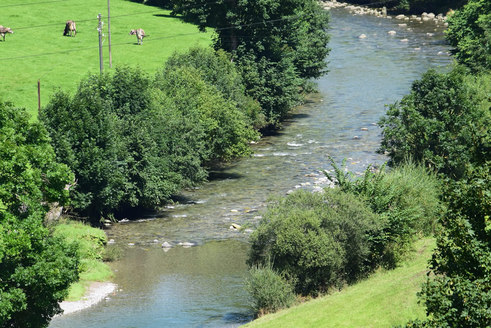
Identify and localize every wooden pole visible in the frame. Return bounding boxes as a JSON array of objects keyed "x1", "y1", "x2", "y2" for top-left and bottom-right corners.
[
  {"x1": 37, "y1": 79, "x2": 41, "y2": 116},
  {"x1": 107, "y1": 0, "x2": 112, "y2": 68},
  {"x1": 98, "y1": 13, "x2": 103, "y2": 73}
]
